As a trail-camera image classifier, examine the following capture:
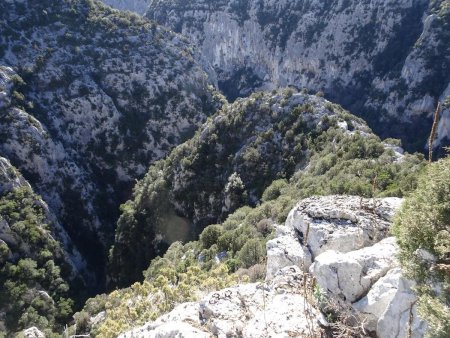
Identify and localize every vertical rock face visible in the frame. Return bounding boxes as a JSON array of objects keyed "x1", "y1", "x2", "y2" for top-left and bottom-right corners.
[
  {"x1": 101, "y1": 0, "x2": 150, "y2": 14},
  {"x1": 0, "y1": 0, "x2": 218, "y2": 281},
  {"x1": 147, "y1": 0, "x2": 450, "y2": 150}
]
